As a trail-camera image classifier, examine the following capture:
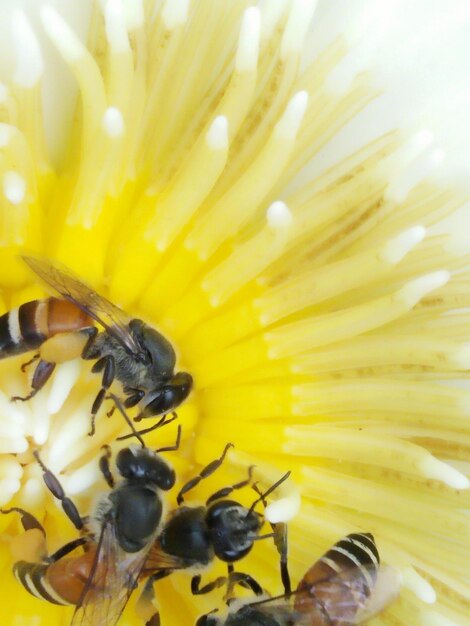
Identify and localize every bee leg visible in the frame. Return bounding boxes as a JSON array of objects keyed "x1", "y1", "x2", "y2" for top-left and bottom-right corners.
[
  {"x1": 89, "y1": 355, "x2": 116, "y2": 436},
  {"x1": 275, "y1": 523, "x2": 291, "y2": 595},
  {"x1": 11, "y1": 359, "x2": 55, "y2": 402},
  {"x1": 99, "y1": 444, "x2": 115, "y2": 488},
  {"x1": 123, "y1": 387, "x2": 145, "y2": 408},
  {"x1": 225, "y1": 570, "x2": 263, "y2": 601},
  {"x1": 47, "y1": 536, "x2": 88, "y2": 563},
  {"x1": 116, "y1": 412, "x2": 175, "y2": 441},
  {"x1": 33, "y1": 450, "x2": 84, "y2": 531},
  {"x1": 177, "y1": 442, "x2": 234, "y2": 505},
  {"x1": 0, "y1": 506, "x2": 45, "y2": 533},
  {"x1": 206, "y1": 465, "x2": 255, "y2": 505},
  {"x1": 20, "y1": 353, "x2": 40, "y2": 372},
  {"x1": 80, "y1": 326, "x2": 99, "y2": 359},
  {"x1": 252, "y1": 483, "x2": 291, "y2": 595},
  {"x1": 191, "y1": 574, "x2": 228, "y2": 596},
  {"x1": 155, "y1": 423, "x2": 181, "y2": 453}
]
